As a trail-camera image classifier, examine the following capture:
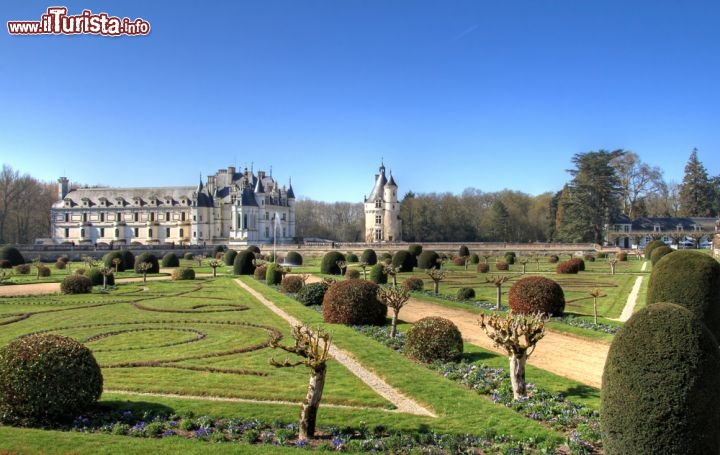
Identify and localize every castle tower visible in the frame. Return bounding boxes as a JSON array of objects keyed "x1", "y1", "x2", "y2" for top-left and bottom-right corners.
[
  {"x1": 364, "y1": 163, "x2": 401, "y2": 243},
  {"x1": 57, "y1": 177, "x2": 69, "y2": 200}
]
